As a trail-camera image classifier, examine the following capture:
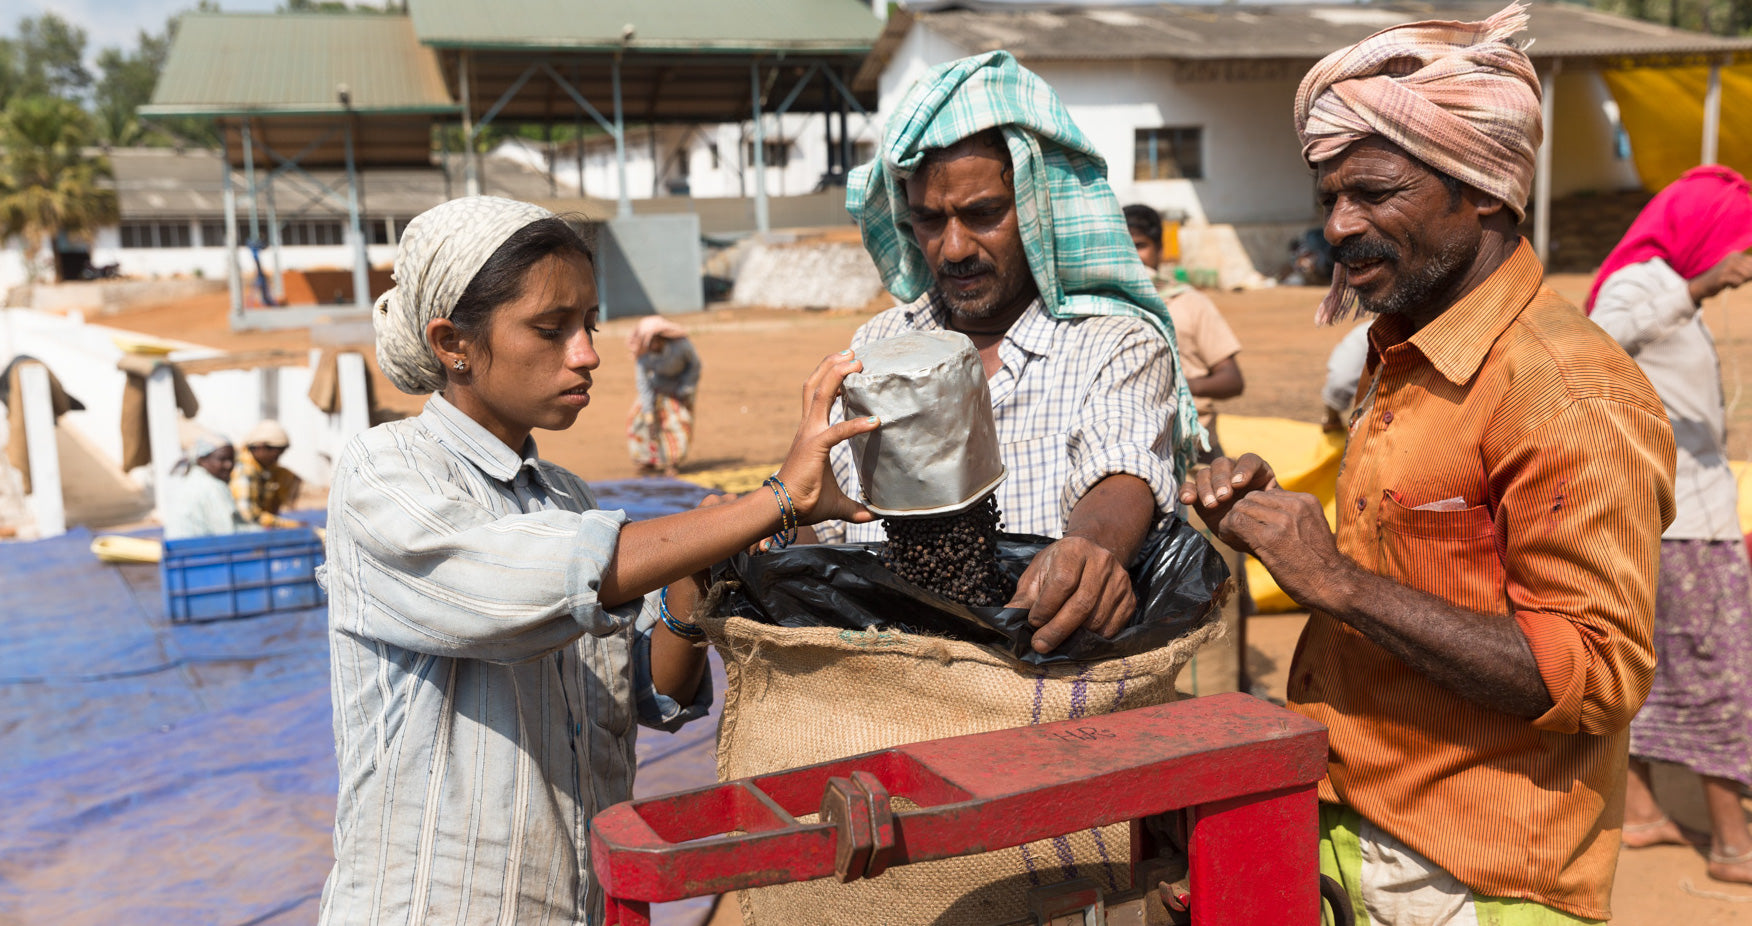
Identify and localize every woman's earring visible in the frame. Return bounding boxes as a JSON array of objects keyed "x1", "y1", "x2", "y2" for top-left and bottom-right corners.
[{"x1": 453, "y1": 358, "x2": 468, "y2": 372}]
